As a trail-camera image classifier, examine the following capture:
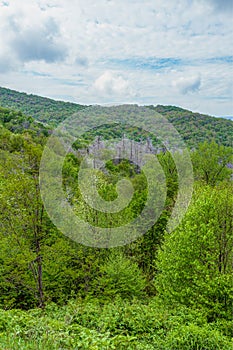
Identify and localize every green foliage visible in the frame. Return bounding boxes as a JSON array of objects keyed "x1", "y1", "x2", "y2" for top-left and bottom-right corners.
[
  {"x1": 0, "y1": 88, "x2": 233, "y2": 348},
  {"x1": 191, "y1": 141, "x2": 232, "y2": 185},
  {"x1": 93, "y1": 251, "x2": 146, "y2": 299},
  {"x1": 150, "y1": 105, "x2": 233, "y2": 147},
  {"x1": 0, "y1": 299, "x2": 232, "y2": 349},
  {"x1": 1, "y1": 87, "x2": 233, "y2": 147},
  {"x1": 155, "y1": 184, "x2": 233, "y2": 320},
  {"x1": 0, "y1": 106, "x2": 50, "y2": 139},
  {"x1": 155, "y1": 323, "x2": 232, "y2": 349},
  {"x1": 0, "y1": 87, "x2": 86, "y2": 125}
]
